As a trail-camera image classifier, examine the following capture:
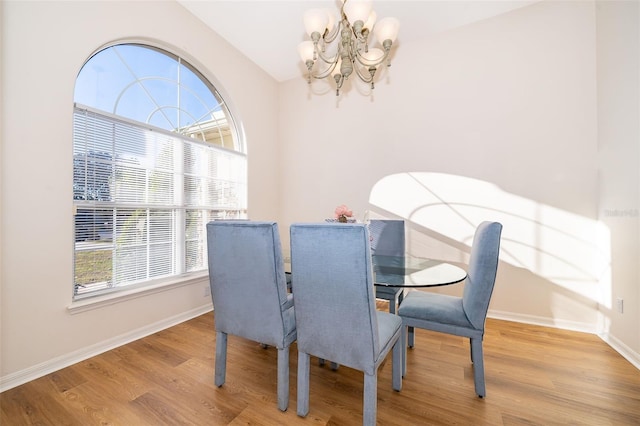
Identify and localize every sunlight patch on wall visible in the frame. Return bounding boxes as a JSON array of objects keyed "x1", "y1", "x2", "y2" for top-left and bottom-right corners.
[{"x1": 369, "y1": 172, "x2": 611, "y2": 305}]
